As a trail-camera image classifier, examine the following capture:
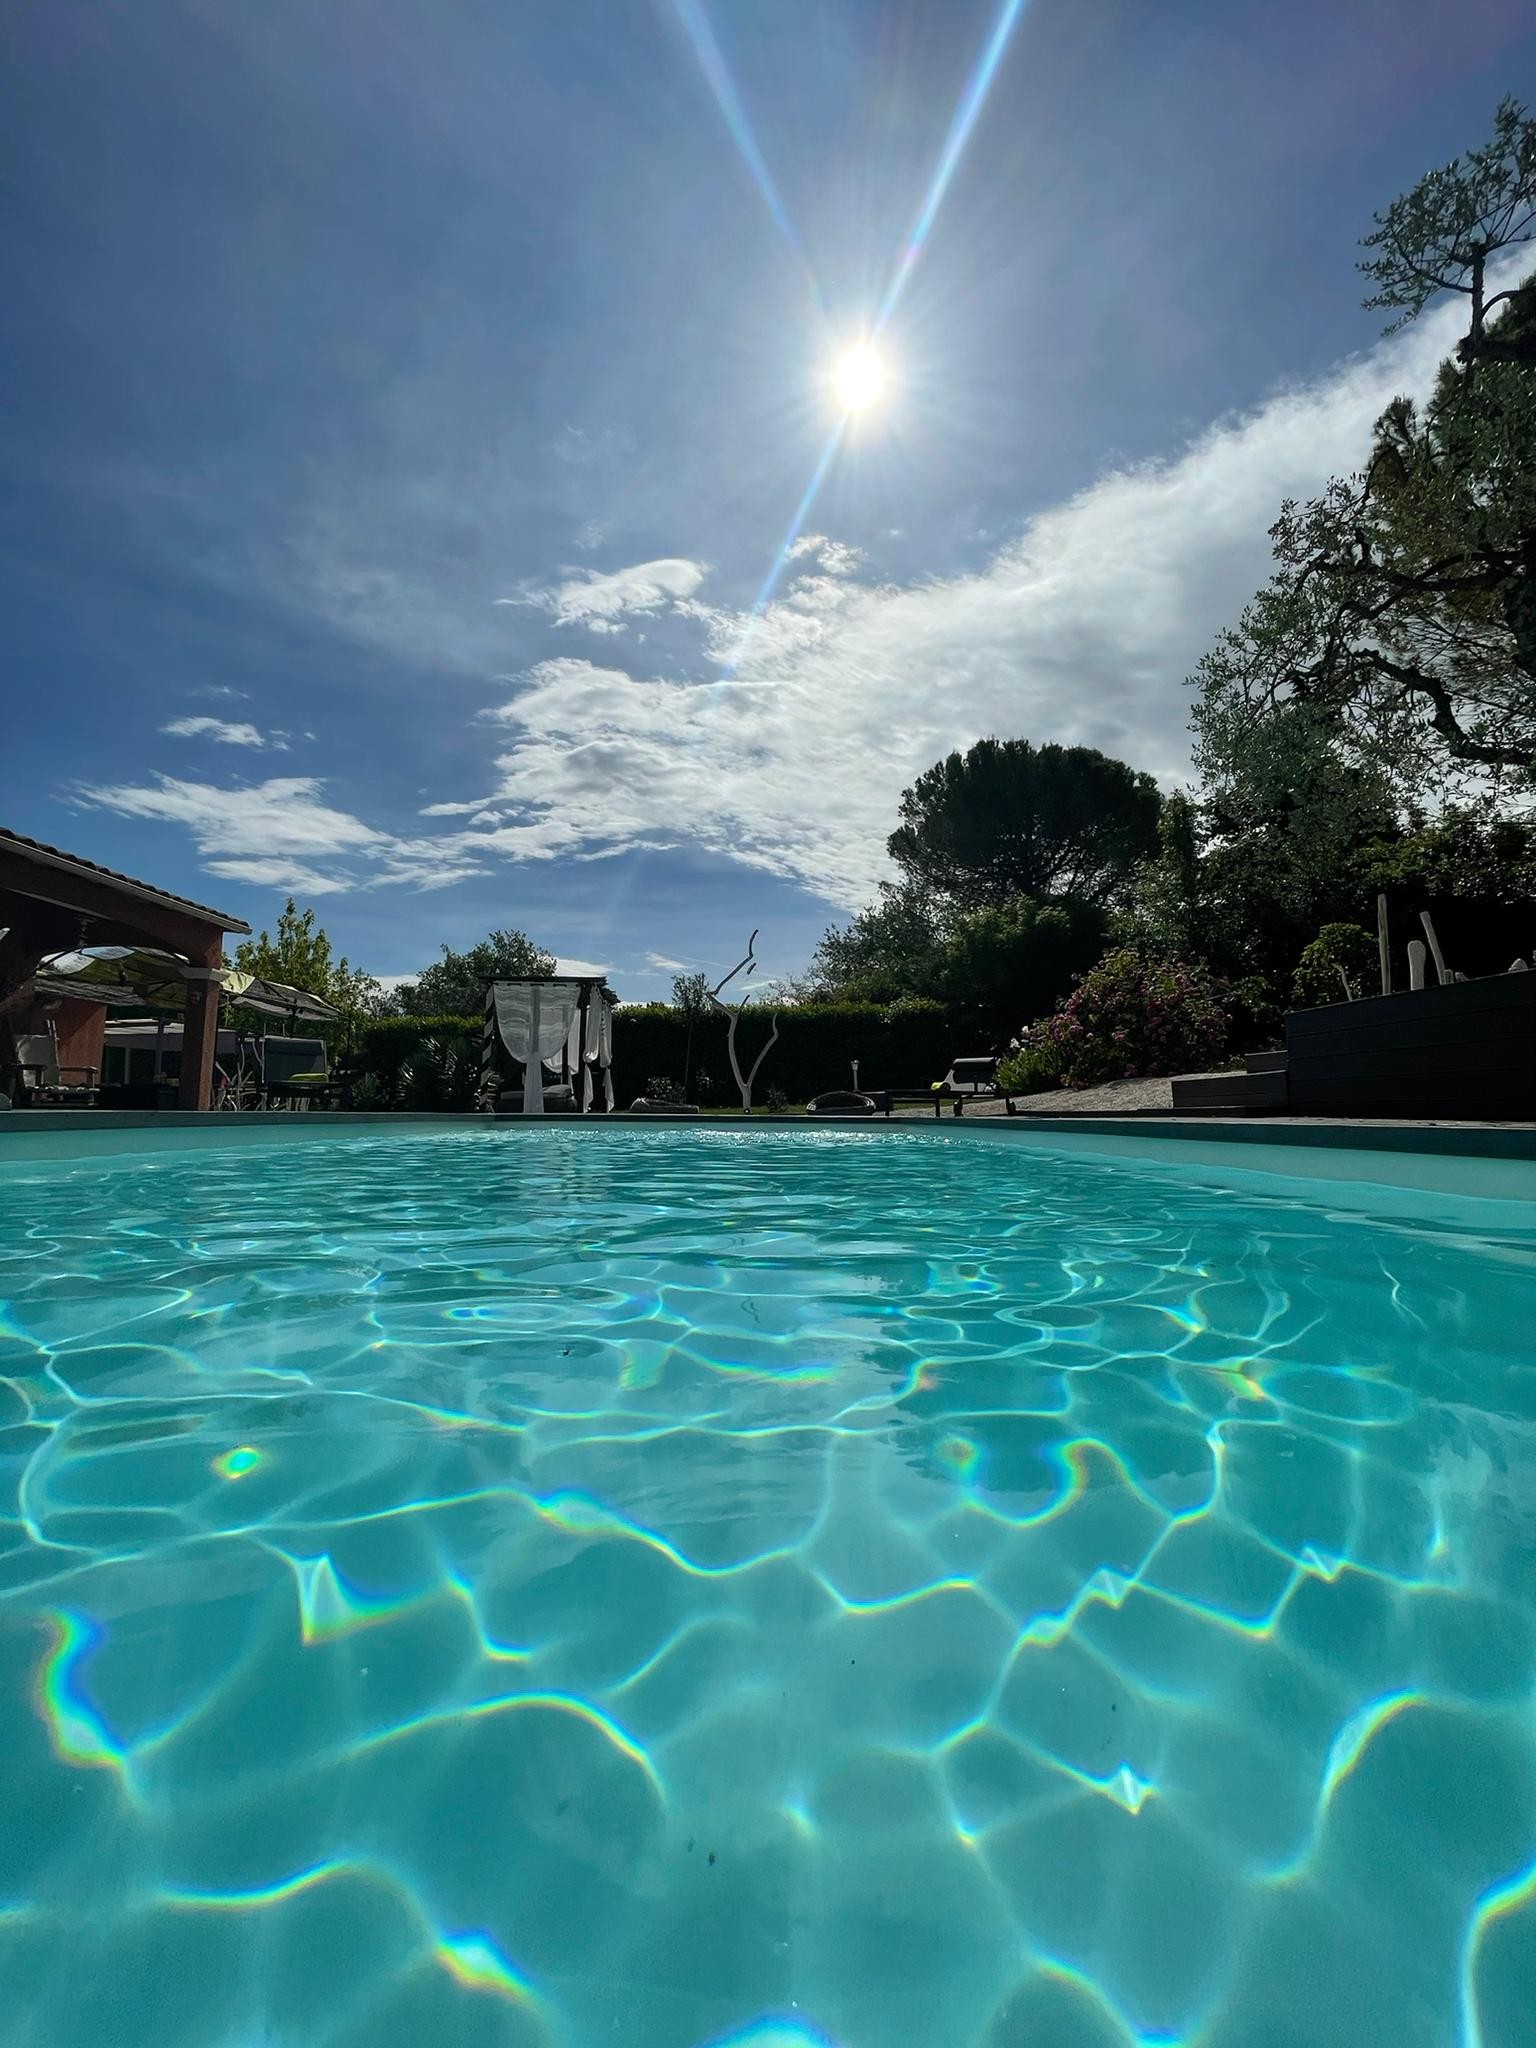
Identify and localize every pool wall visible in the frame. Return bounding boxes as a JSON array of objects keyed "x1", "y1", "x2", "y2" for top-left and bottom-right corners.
[
  {"x1": 2, "y1": 1109, "x2": 1532, "y2": 1205},
  {"x1": 1, "y1": 1107, "x2": 1532, "y2": 1158}
]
